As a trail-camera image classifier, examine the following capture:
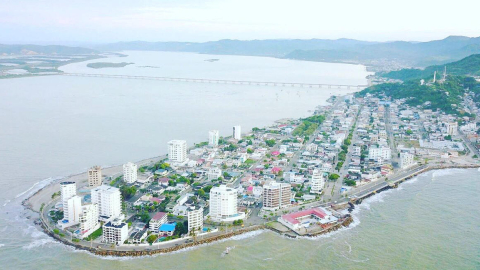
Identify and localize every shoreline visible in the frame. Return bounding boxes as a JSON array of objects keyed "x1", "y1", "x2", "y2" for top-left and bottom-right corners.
[
  {"x1": 18, "y1": 86, "x2": 479, "y2": 257},
  {"x1": 26, "y1": 162, "x2": 479, "y2": 257}
]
